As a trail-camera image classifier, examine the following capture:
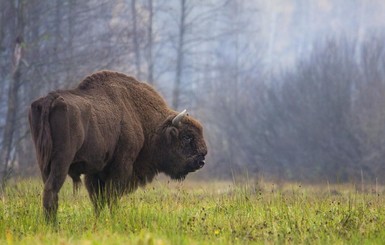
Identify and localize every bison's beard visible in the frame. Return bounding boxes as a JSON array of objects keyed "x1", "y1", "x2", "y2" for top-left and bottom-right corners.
[
  {"x1": 164, "y1": 155, "x2": 205, "y2": 181},
  {"x1": 171, "y1": 174, "x2": 187, "y2": 181},
  {"x1": 167, "y1": 164, "x2": 194, "y2": 181},
  {"x1": 169, "y1": 160, "x2": 203, "y2": 181},
  {"x1": 164, "y1": 165, "x2": 188, "y2": 181}
]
